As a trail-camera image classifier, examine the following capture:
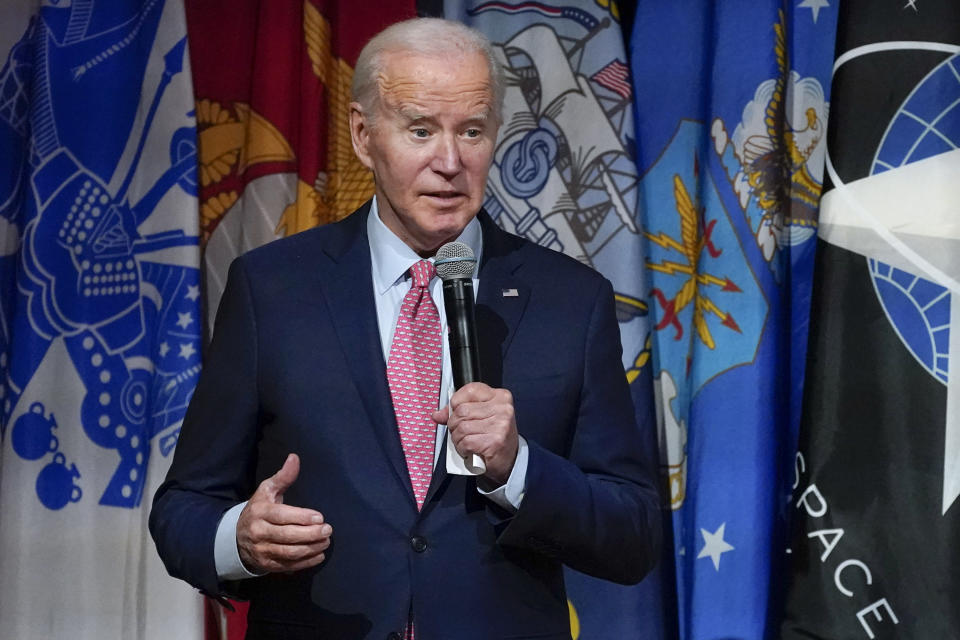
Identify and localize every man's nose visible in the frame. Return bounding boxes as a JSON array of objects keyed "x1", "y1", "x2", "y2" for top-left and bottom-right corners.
[{"x1": 431, "y1": 134, "x2": 462, "y2": 176}]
